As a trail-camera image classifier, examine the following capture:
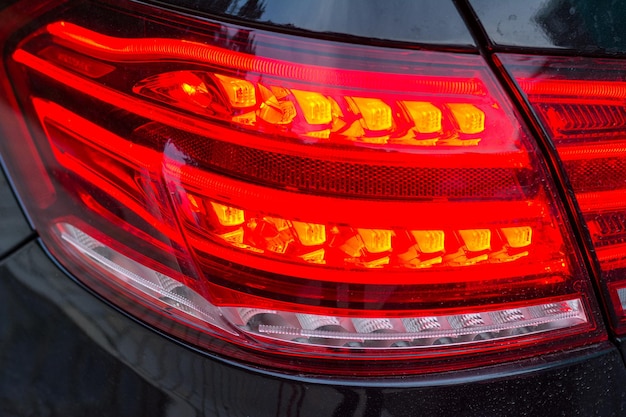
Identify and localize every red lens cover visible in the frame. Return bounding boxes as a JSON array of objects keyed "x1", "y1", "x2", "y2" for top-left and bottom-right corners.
[
  {"x1": 500, "y1": 53, "x2": 626, "y2": 335},
  {"x1": 0, "y1": 2, "x2": 604, "y2": 374}
]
